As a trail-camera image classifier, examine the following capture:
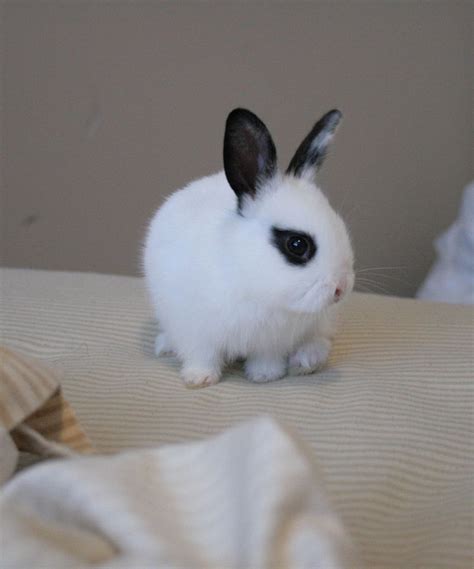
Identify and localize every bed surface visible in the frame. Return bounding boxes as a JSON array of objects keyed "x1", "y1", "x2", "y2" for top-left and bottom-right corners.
[{"x1": 1, "y1": 268, "x2": 473, "y2": 568}]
